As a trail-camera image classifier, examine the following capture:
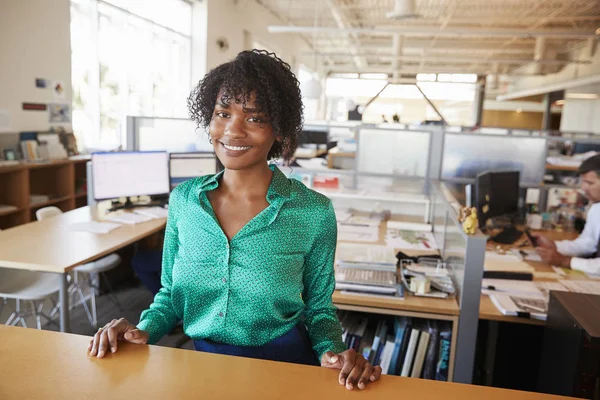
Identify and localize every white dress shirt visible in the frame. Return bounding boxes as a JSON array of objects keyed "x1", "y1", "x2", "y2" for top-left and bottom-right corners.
[{"x1": 555, "y1": 202, "x2": 600, "y2": 275}]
